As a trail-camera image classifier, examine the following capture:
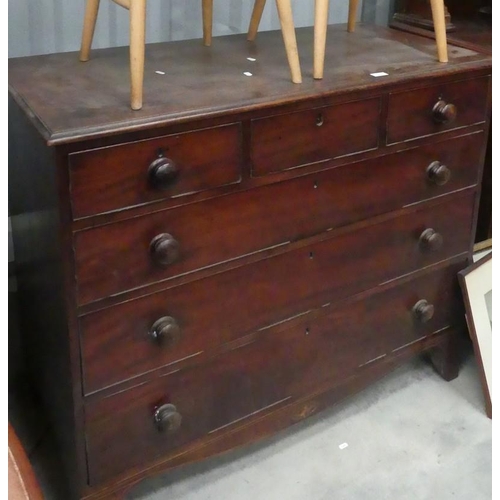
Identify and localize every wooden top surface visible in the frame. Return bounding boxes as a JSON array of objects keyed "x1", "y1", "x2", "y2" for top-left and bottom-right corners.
[{"x1": 8, "y1": 24, "x2": 491, "y2": 146}]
